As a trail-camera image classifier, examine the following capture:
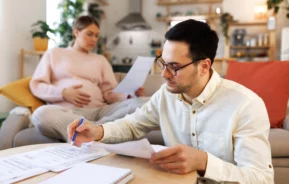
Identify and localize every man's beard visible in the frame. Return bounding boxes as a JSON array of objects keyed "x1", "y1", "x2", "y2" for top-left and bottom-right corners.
[{"x1": 166, "y1": 68, "x2": 198, "y2": 94}]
